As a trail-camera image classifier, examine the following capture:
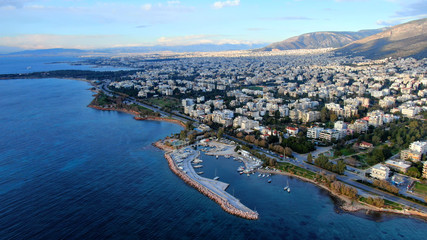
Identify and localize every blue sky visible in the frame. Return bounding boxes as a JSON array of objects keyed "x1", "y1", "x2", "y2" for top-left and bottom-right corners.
[{"x1": 0, "y1": 0, "x2": 426, "y2": 49}]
